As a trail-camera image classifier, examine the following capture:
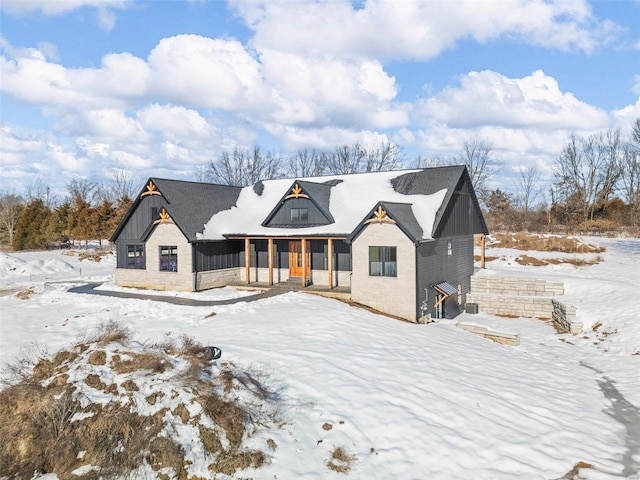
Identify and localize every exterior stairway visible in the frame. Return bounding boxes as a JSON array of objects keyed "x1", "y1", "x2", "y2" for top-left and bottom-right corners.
[{"x1": 268, "y1": 277, "x2": 309, "y2": 291}]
